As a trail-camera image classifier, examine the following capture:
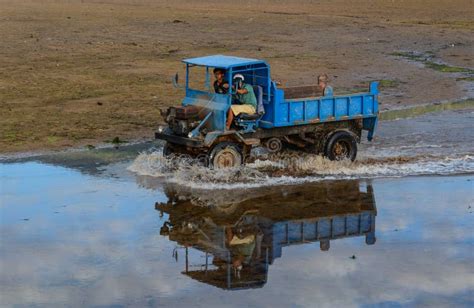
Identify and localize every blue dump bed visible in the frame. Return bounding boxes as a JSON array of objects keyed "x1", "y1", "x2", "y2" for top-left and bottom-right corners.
[
  {"x1": 260, "y1": 81, "x2": 379, "y2": 141},
  {"x1": 271, "y1": 209, "x2": 376, "y2": 259}
]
